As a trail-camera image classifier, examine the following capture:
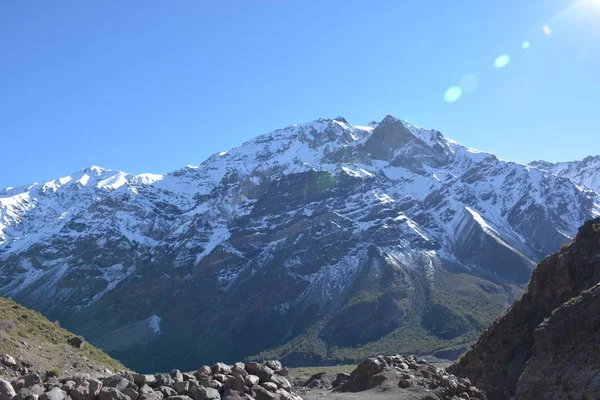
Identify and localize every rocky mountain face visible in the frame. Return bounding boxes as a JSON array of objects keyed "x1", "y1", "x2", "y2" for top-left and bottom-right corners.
[
  {"x1": 448, "y1": 217, "x2": 600, "y2": 400},
  {"x1": 529, "y1": 155, "x2": 600, "y2": 192},
  {"x1": 1, "y1": 115, "x2": 599, "y2": 372}
]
